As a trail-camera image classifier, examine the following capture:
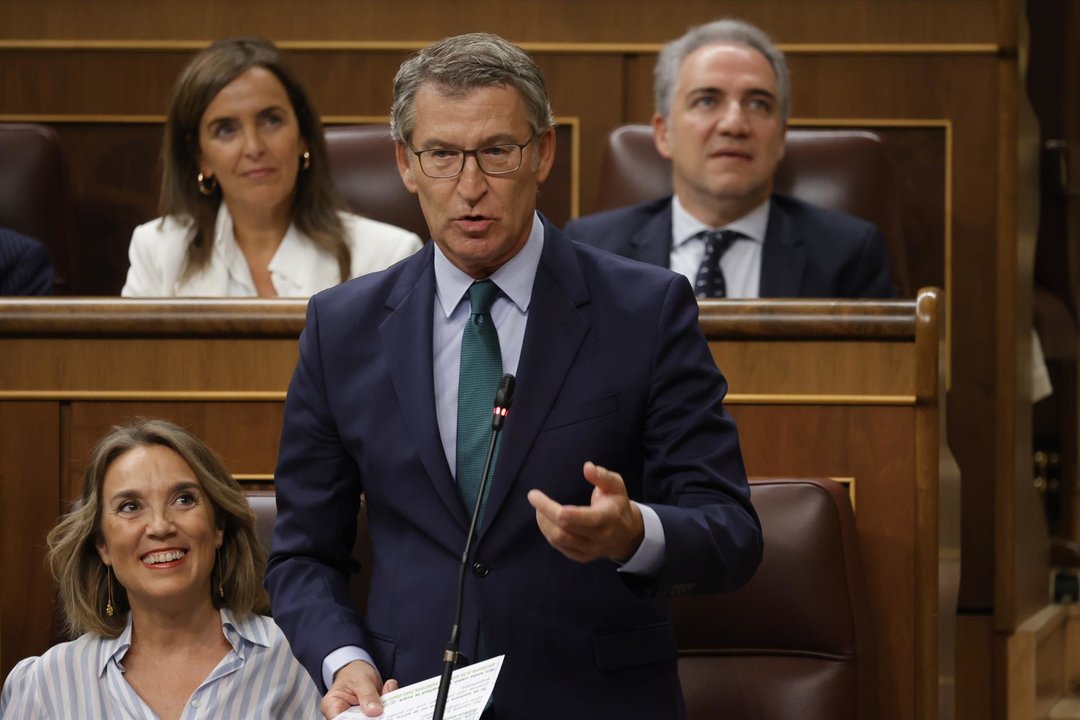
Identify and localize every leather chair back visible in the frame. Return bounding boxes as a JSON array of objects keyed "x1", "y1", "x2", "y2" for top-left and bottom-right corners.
[
  {"x1": 0, "y1": 123, "x2": 76, "y2": 293},
  {"x1": 673, "y1": 478, "x2": 874, "y2": 720},
  {"x1": 325, "y1": 125, "x2": 429, "y2": 241},
  {"x1": 247, "y1": 490, "x2": 373, "y2": 616},
  {"x1": 594, "y1": 125, "x2": 911, "y2": 296},
  {"x1": 248, "y1": 478, "x2": 872, "y2": 718}
]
